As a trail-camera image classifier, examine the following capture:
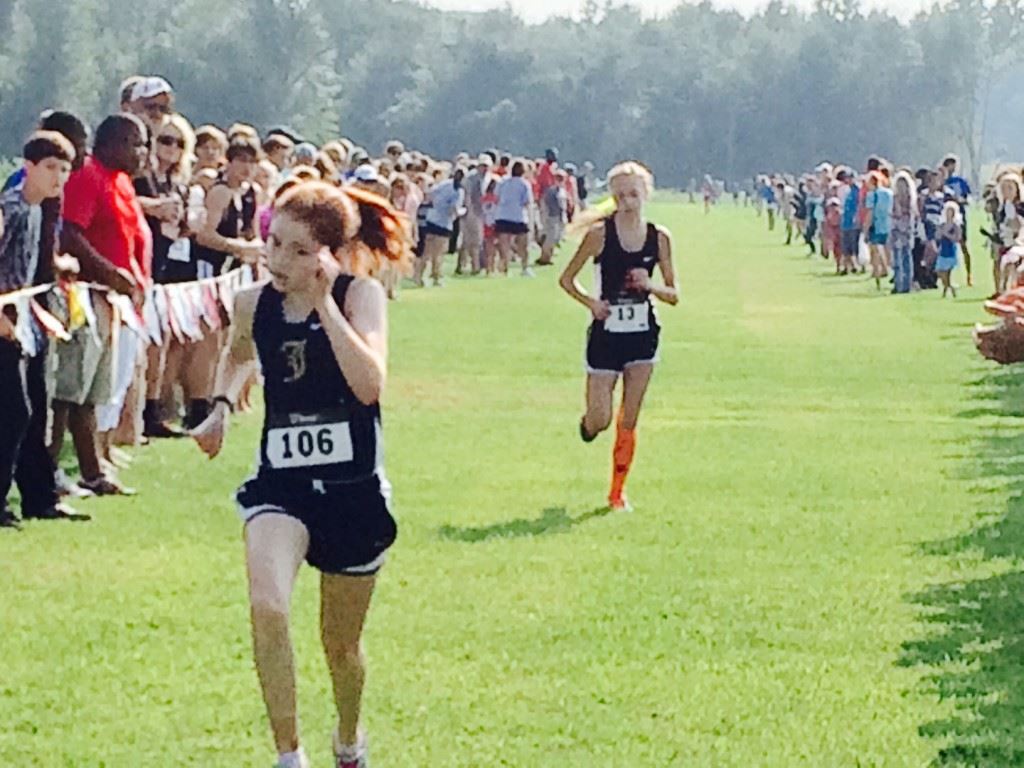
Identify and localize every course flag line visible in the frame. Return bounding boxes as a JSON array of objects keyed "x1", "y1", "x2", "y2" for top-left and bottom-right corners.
[{"x1": 0, "y1": 265, "x2": 260, "y2": 356}]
